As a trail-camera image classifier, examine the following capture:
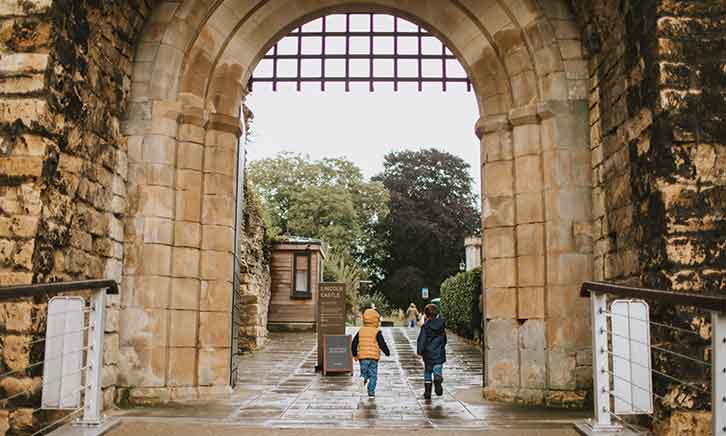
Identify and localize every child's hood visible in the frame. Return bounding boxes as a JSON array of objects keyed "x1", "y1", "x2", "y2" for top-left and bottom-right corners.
[
  {"x1": 425, "y1": 317, "x2": 445, "y2": 334},
  {"x1": 362, "y1": 309, "x2": 380, "y2": 327}
]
